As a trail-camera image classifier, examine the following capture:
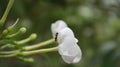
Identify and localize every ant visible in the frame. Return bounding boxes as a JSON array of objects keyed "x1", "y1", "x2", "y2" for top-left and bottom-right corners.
[{"x1": 55, "y1": 32, "x2": 58, "y2": 41}]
